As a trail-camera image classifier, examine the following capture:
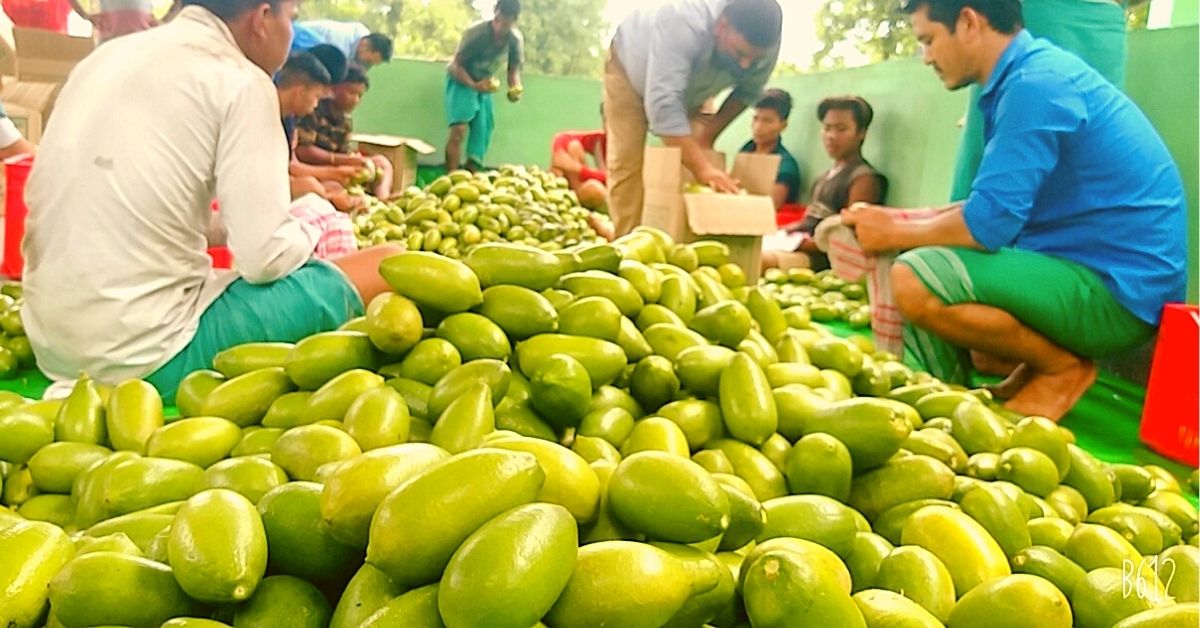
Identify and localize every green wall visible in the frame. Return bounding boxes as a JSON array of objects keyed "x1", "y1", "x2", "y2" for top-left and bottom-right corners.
[
  {"x1": 356, "y1": 26, "x2": 1197, "y2": 301},
  {"x1": 1126, "y1": 26, "x2": 1199, "y2": 303},
  {"x1": 354, "y1": 59, "x2": 602, "y2": 168},
  {"x1": 717, "y1": 59, "x2": 969, "y2": 208}
]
